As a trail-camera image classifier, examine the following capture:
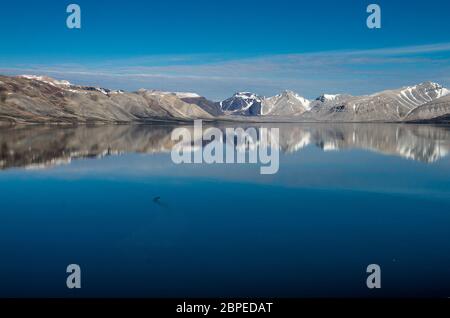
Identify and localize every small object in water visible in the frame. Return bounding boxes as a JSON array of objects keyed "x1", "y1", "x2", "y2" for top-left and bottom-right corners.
[
  {"x1": 153, "y1": 196, "x2": 168, "y2": 208},
  {"x1": 153, "y1": 196, "x2": 161, "y2": 203}
]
